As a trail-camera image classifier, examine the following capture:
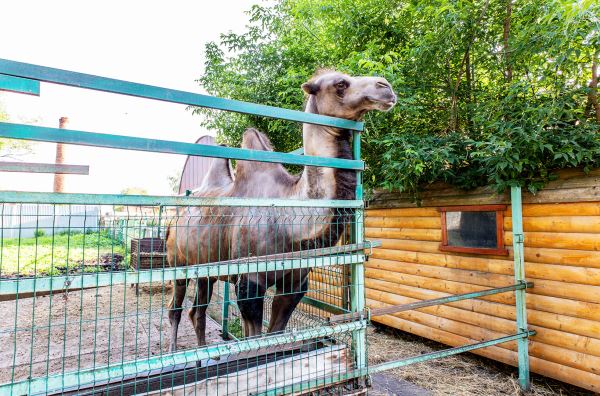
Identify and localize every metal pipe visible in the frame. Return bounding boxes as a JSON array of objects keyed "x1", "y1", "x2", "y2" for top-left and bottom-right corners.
[
  {"x1": 511, "y1": 186, "x2": 532, "y2": 390},
  {"x1": 0, "y1": 58, "x2": 364, "y2": 131},
  {"x1": 3, "y1": 320, "x2": 367, "y2": 395},
  {"x1": 328, "y1": 282, "x2": 533, "y2": 324}
]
